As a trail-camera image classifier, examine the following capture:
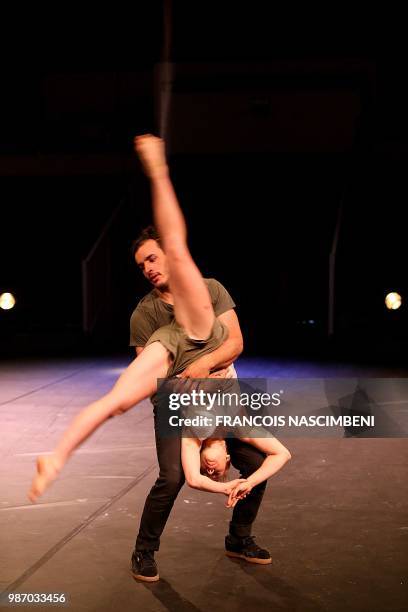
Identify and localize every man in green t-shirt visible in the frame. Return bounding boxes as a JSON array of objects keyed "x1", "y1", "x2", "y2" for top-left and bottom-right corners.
[
  {"x1": 129, "y1": 226, "x2": 271, "y2": 581},
  {"x1": 130, "y1": 227, "x2": 241, "y2": 379}
]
